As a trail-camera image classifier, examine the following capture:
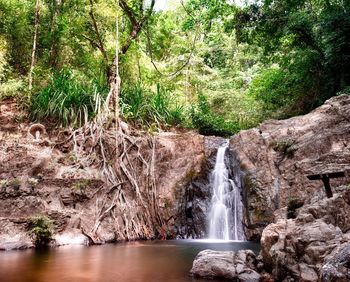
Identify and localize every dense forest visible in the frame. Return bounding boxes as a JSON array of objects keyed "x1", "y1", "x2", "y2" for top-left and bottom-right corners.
[{"x1": 0, "y1": 0, "x2": 349, "y2": 136}]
